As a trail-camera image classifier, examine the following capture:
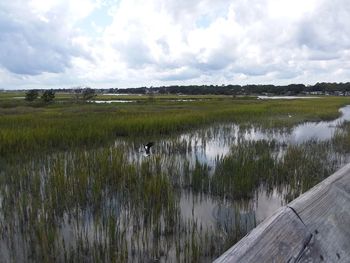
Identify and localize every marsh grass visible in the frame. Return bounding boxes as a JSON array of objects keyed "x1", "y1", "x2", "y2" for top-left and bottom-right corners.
[
  {"x1": 1, "y1": 131, "x2": 349, "y2": 262},
  {"x1": 0, "y1": 144, "x2": 247, "y2": 262},
  {"x1": 211, "y1": 139, "x2": 342, "y2": 202},
  {"x1": 1, "y1": 96, "x2": 350, "y2": 158},
  {"x1": 1, "y1": 95, "x2": 350, "y2": 261},
  {"x1": 332, "y1": 122, "x2": 350, "y2": 153}
]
